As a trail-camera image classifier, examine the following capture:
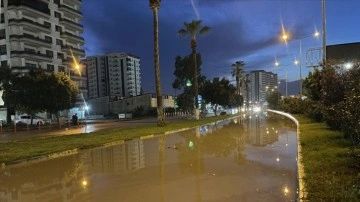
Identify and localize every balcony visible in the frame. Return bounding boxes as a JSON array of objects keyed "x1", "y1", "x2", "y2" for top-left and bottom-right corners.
[
  {"x1": 10, "y1": 34, "x2": 52, "y2": 47},
  {"x1": 8, "y1": 0, "x2": 50, "y2": 18},
  {"x1": 61, "y1": 45, "x2": 85, "y2": 57},
  {"x1": 11, "y1": 50, "x2": 53, "y2": 62},
  {"x1": 63, "y1": 0, "x2": 82, "y2": 7},
  {"x1": 8, "y1": 18, "x2": 51, "y2": 34},
  {"x1": 58, "y1": 4, "x2": 82, "y2": 18},
  {"x1": 62, "y1": 57, "x2": 73, "y2": 65},
  {"x1": 61, "y1": 31, "x2": 84, "y2": 44},
  {"x1": 59, "y1": 18, "x2": 83, "y2": 31}
]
